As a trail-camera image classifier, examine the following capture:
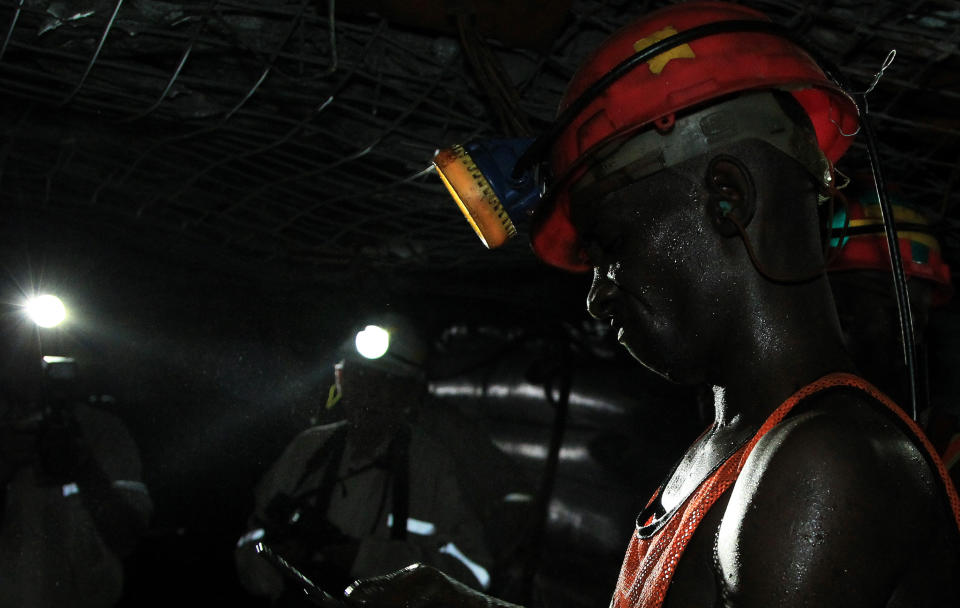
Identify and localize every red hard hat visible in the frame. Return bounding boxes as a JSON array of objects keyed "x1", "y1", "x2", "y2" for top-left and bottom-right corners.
[
  {"x1": 828, "y1": 197, "x2": 953, "y2": 307},
  {"x1": 530, "y1": 1, "x2": 860, "y2": 272}
]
